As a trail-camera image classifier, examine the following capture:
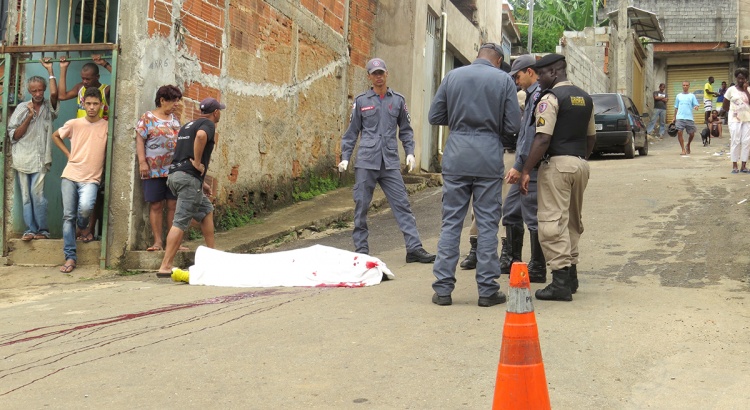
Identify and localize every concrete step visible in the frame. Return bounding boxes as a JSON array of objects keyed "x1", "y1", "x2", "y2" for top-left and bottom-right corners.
[
  {"x1": 121, "y1": 250, "x2": 195, "y2": 272},
  {"x1": 7, "y1": 238, "x2": 101, "y2": 266}
]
